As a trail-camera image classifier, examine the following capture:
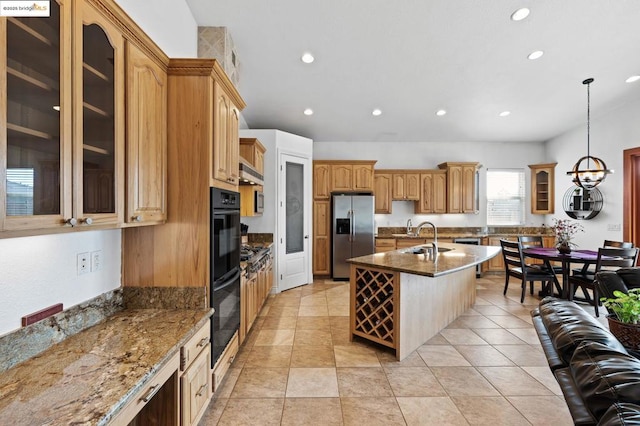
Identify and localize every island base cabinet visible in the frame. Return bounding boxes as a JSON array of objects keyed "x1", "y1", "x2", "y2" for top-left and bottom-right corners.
[
  {"x1": 350, "y1": 265, "x2": 476, "y2": 361},
  {"x1": 351, "y1": 266, "x2": 398, "y2": 350}
]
